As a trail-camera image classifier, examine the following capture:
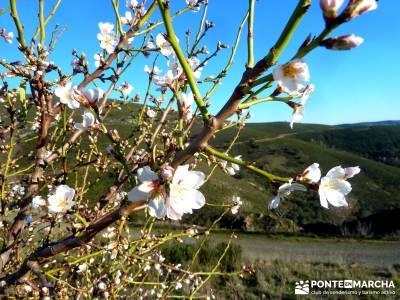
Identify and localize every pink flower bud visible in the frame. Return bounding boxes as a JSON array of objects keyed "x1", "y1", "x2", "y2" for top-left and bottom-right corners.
[
  {"x1": 320, "y1": 0, "x2": 345, "y2": 19},
  {"x1": 161, "y1": 165, "x2": 174, "y2": 181},
  {"x1": 346, "y1": 0, "x2": 377, "y2": 19},
  {"x1": 321, "y1": 34, "x2": 364, "y2": 50}
]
